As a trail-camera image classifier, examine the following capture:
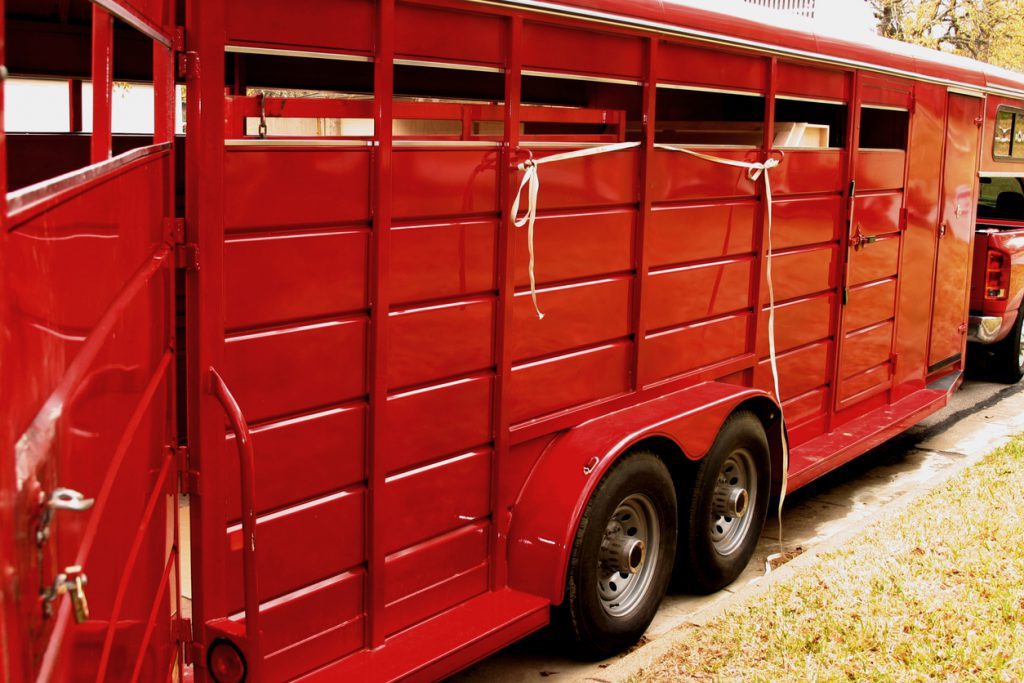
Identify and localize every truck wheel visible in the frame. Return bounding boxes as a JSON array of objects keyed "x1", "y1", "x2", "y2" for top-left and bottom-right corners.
[
  {"x1": 990, "y1": 309, "x2": 1024, "y2": 384},
  {"x1": 558, "y1": 451, "x2": 677, "y2": 660},
  {"x1": 677, "y1": 411, "x2": 770, "y2": 594}
]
